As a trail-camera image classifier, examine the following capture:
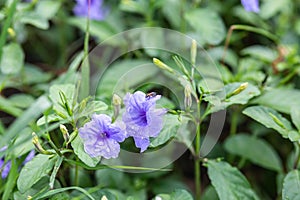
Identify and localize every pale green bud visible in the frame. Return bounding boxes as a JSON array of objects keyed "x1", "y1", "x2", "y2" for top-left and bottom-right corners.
[{"x1": 153, "y1": 58, "x2": 174, "y2": 73}]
